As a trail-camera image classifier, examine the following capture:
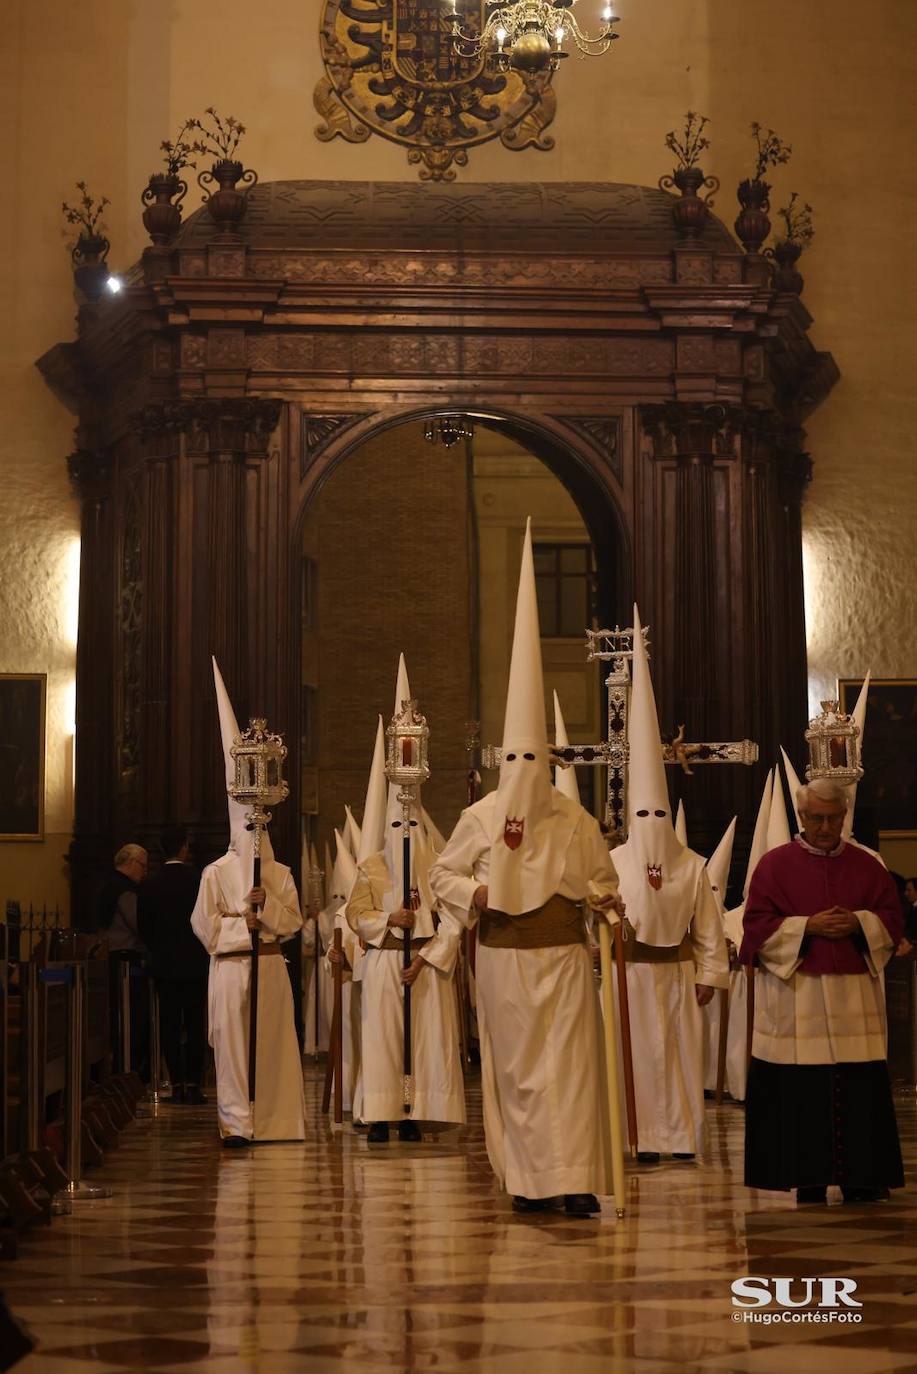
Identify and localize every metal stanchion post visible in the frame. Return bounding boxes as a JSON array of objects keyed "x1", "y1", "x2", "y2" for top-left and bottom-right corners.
[
  {"x1": 25, "y1": 962, "x2": 41, "y2": 1154},
  {"x1": 65, "y1": 963, "x2": 111, "y2": 1202},
  {"x1": 119, "y1": 959, "x2": 131, "y2": 1076},
  {"x1": 137, "y1": 977, "x2": 162, "y2": 1116}
]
